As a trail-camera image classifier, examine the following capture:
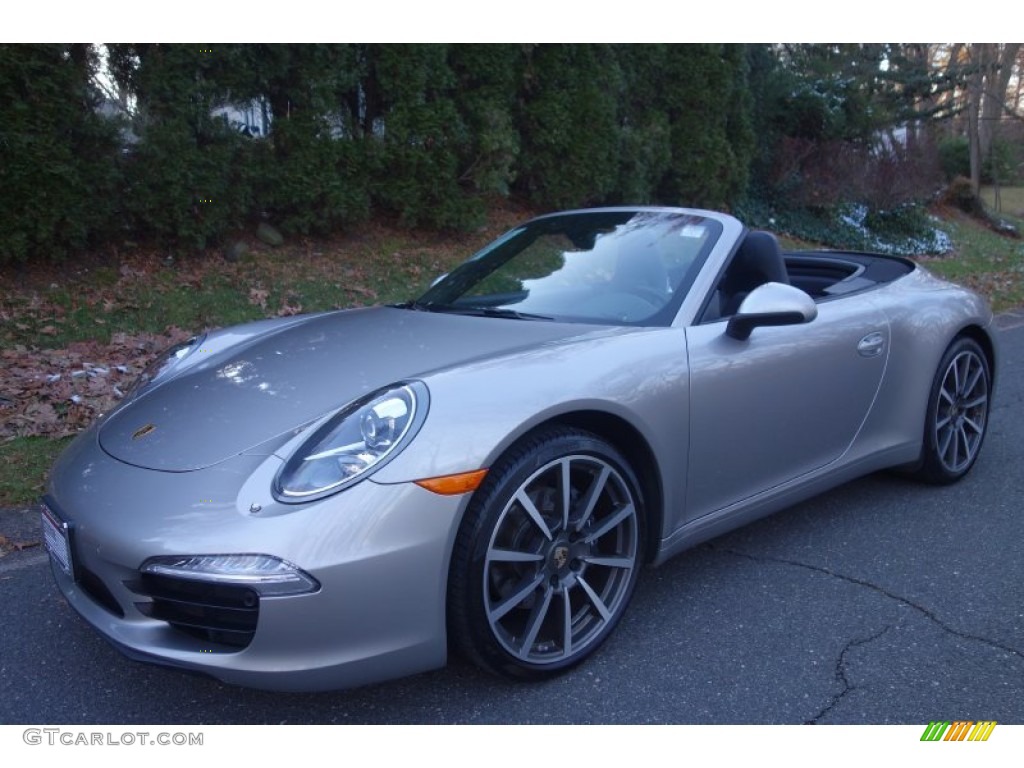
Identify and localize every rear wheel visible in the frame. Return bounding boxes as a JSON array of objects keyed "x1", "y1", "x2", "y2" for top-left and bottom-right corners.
[
  {"x1": 448, "y1": 427, "x2": 644, "y2": 679},
  {"x1": 915, "y1": 337, "x2": 991, "y2": 484}
]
